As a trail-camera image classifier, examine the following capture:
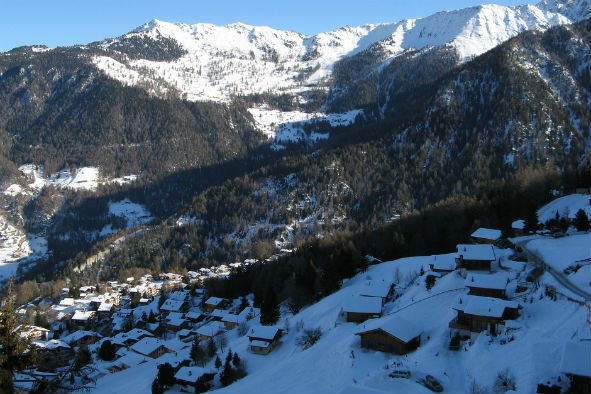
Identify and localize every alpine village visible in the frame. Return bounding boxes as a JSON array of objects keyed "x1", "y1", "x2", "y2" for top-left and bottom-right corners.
[{"x1": 0, "y1": 1, "x2": 590, "y2": 393}]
